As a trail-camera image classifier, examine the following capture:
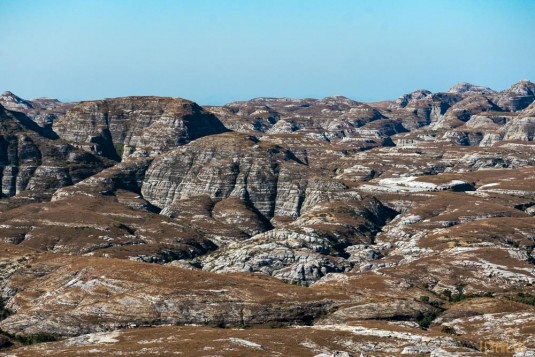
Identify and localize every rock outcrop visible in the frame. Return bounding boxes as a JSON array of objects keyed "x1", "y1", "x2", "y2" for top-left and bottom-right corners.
[
  {"x1": 53, "y1": 96, "x2": 228, "y2": 160},
  {"x1": 0, "y1": 104, "x2": 108, "y2": 200},
  {"x1": 0, "y1": 91, "x2": 73, "y2": 129},
  {"x1": 206, "y1": 96, "x2": 390, "y2": 150},
  {"x1": 201, "y1": 197, "x2": 396, "y2": 285},
  {"x1": 495, "y1": 80, "x2": 535, "y2": 111},
  {"x1": 141, "y1": 132, "x2": 305, "y2": 217},
  {"x1": 447, "y1": 82, "x2": 497, "y2": 95}
]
